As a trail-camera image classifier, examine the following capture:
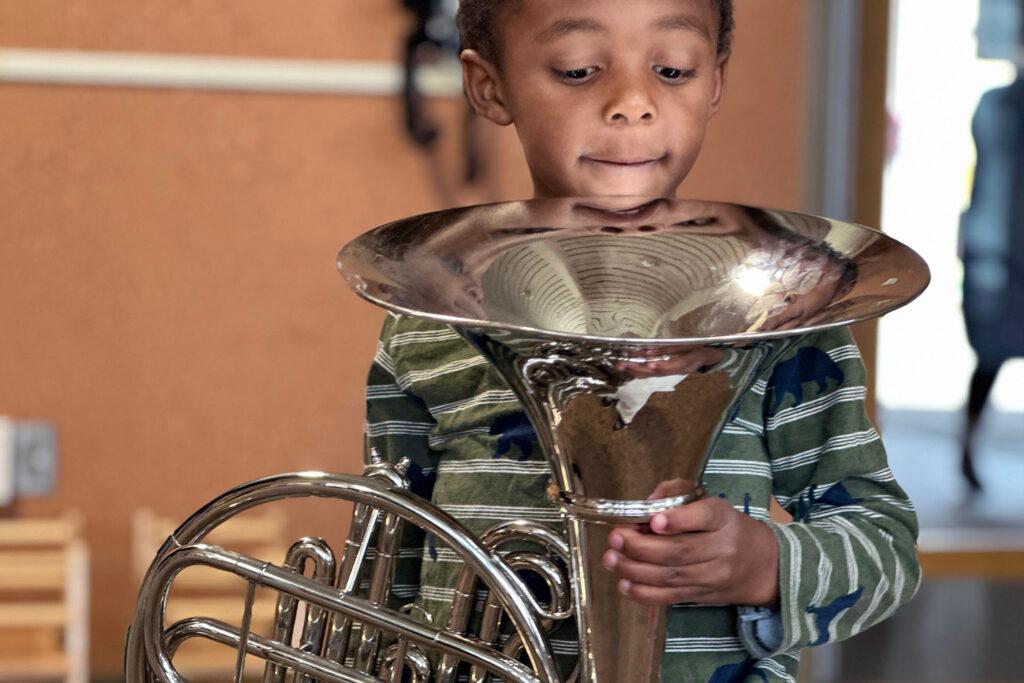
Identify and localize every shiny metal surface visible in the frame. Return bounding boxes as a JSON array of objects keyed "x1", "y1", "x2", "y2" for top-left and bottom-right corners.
[
  {"x1": 337, "y1": 196, "x2": 931, "y2": 682},
  {"x1": 125, "y1": 465, "x2": 567, "y2": 683},
  {"x1": 338, "y1": 196, "x2": 929, "y2": 345}
]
